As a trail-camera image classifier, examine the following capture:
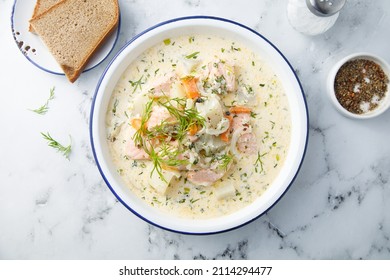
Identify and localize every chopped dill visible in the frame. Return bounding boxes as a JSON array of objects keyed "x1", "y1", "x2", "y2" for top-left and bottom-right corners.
[
  {"x1": 231, "y1": 45, "x2": 241, "y2": 52},
  {"x1": 190, "y1": 198, "x2": 200, "y2": 204},
  {"x1": 244, "y1": 85, "x2": 254, "y2": 95},
  {"x1": 270, "y1": 120, "x2": 275, "y2": 129},
  {"x1": 185, "y1": 51, "x2": 200, "y2": 59},
  {"x1": 254, "y1": 151, "x2": 267, "y2": 173},
  {"x1": 112, "y1": 99, "x2": 119, "y2": 114}
]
